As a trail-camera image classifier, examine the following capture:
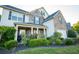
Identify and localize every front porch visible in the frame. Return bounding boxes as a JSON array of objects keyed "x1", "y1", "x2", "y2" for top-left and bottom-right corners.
[{"x1": 15, "y1": 23, "x2": 47, "y2": 42}]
